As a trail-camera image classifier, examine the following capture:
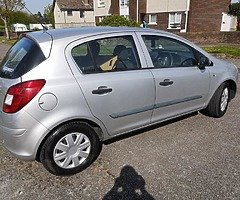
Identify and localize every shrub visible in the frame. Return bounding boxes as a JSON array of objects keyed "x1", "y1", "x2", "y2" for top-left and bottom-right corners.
[{"x1": 97, "y1": 15, "x2": 140, "y2": 27}]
